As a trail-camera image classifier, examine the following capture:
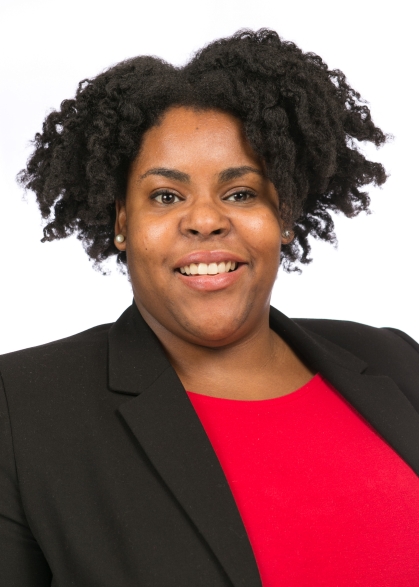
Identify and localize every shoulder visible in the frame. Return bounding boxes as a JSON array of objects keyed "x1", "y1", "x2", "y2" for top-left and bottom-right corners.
[
  {"x1": 294, "y1": 317, "x2": 419, "y2": 357},
  {"x1": 0, "y1": 322, "x2": 113, "y2": 364},
  {"x1": 294, "y1": 318, "x2": 419, "y2": 400},
  {"x1": 0, "y1": 322, "x2": 113, "y2": 390}
]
